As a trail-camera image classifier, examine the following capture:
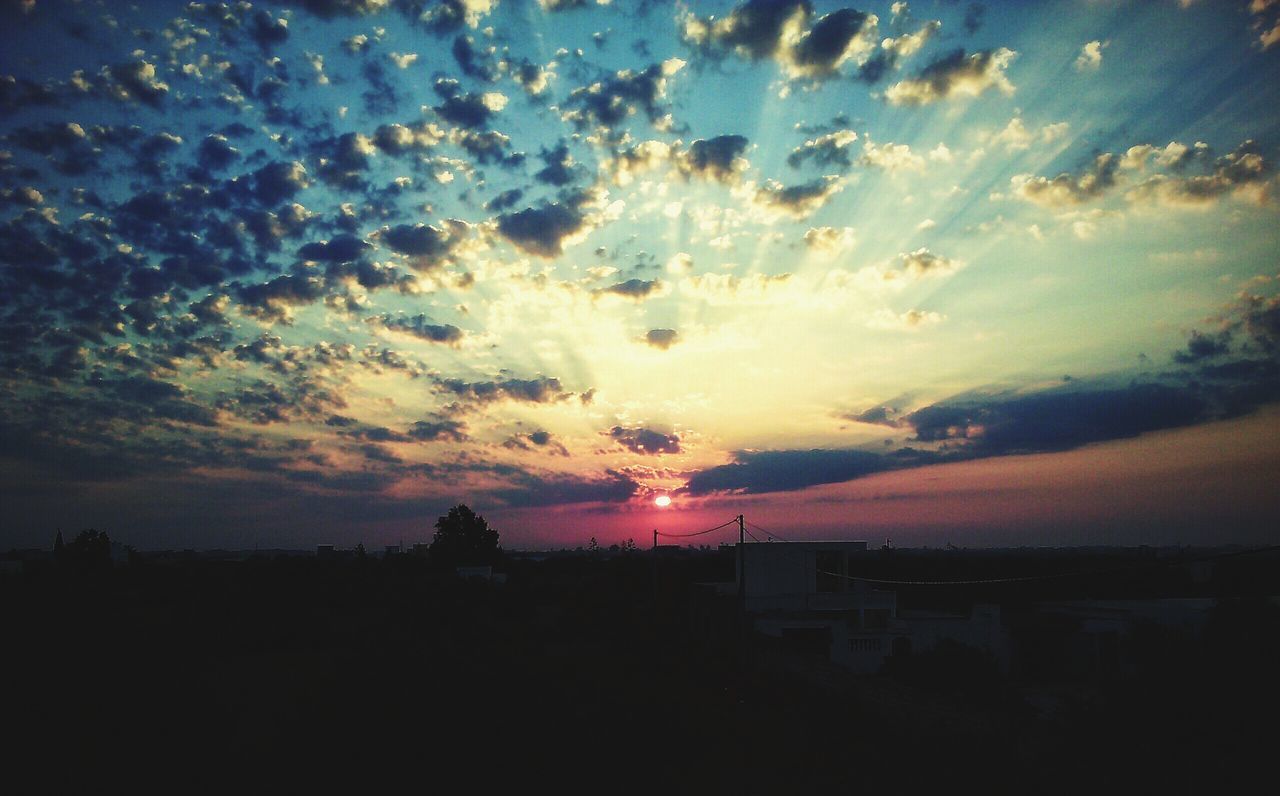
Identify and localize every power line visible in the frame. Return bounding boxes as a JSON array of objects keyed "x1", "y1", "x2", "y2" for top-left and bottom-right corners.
[
  {"x1": 654, "y1": 517, "x2": 739, "y2": 539},
  {"x1": 747, "y1": 520, "x2": 793, "y2": 542}
]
